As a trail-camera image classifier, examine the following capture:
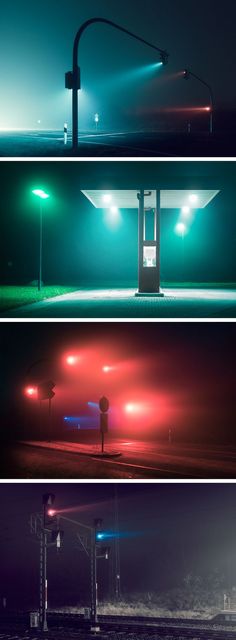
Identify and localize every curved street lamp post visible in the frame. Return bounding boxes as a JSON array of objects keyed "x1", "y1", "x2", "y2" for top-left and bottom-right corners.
[{"x1": 65, "y1": 18, "x2": 169, "y2": 150}]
